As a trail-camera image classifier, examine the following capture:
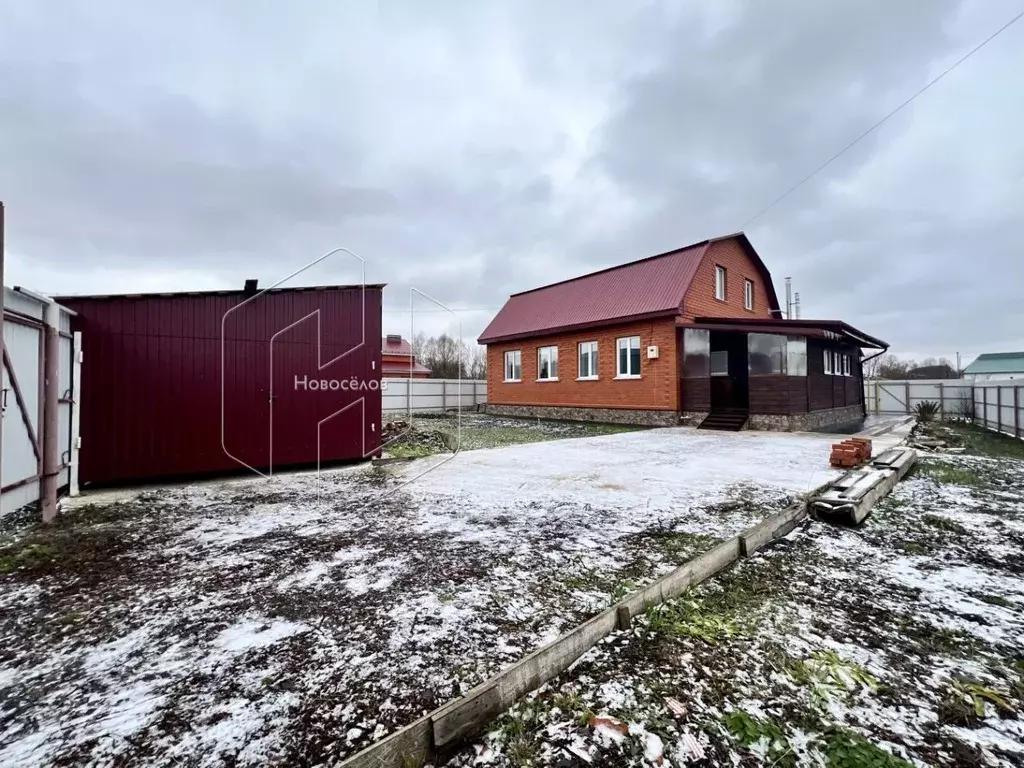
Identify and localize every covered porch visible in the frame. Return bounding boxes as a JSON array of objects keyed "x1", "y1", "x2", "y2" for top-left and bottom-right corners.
[{"x1": 677, "y1": 317, "x2": 888, "y2": 432}]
